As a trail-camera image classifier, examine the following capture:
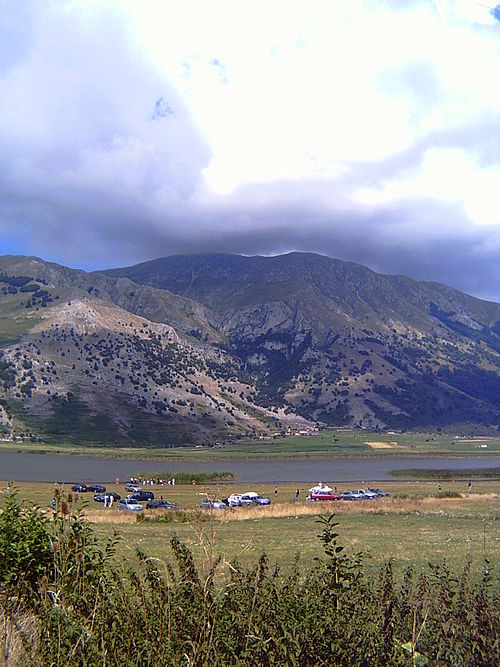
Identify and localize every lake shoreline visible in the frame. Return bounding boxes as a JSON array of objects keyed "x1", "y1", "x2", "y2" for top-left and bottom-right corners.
[
  {"x1": 1, "y1": 449, "x2": 499, "y2": 484},
  {"x1": 1, "y1": 444, "x2": 499, "y2": 463}
]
